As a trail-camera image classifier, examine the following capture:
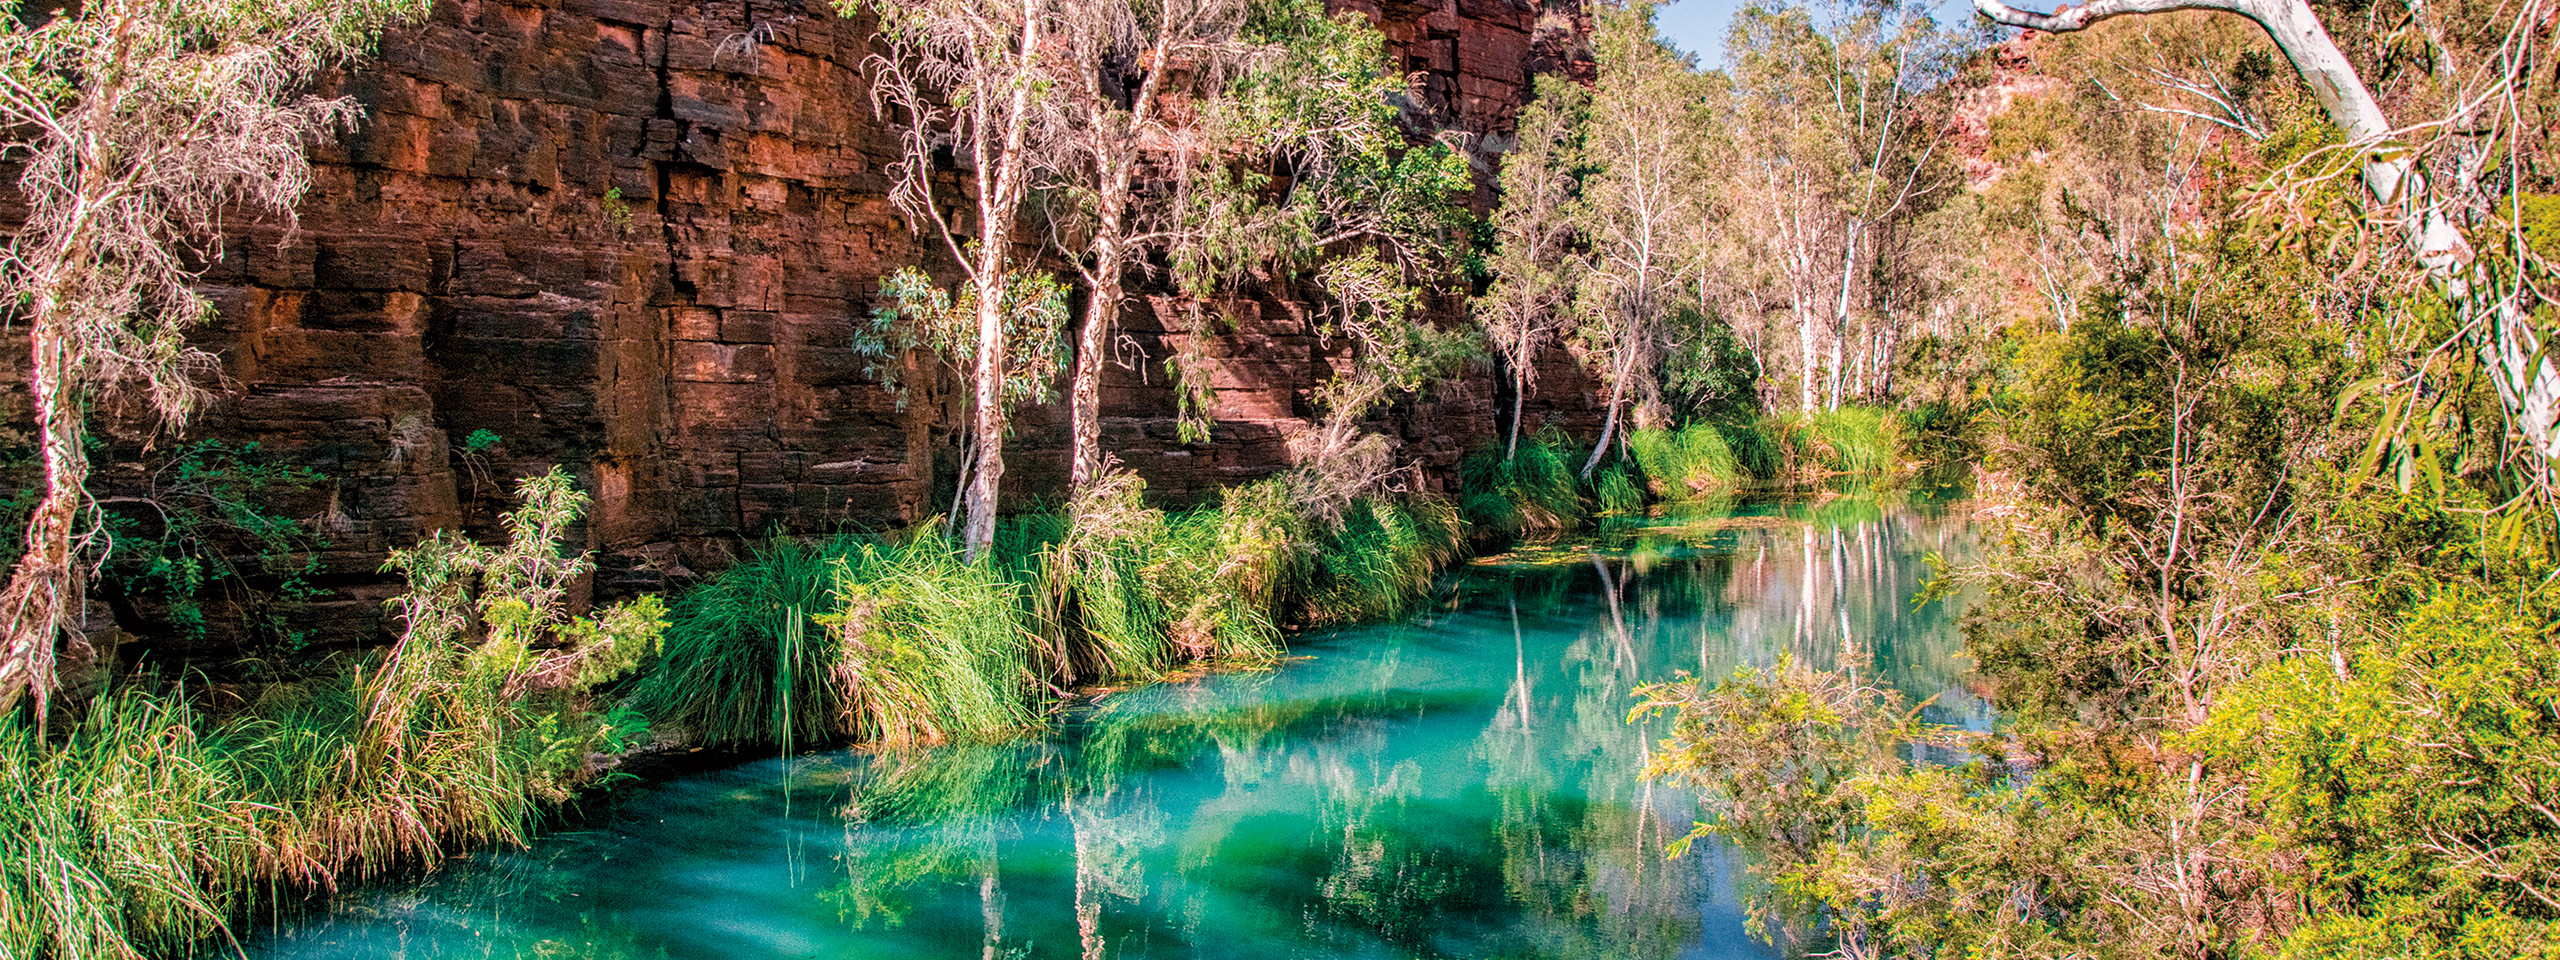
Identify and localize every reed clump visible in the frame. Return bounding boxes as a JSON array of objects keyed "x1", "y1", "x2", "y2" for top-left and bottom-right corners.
[
  {"x1": 629, "y1": 535, "x2": 844, "y2": 748},
  {"x1": 0, "y1": 467, "x2": 665, "y2": 959},
  {"x1": 1459, "y1": 433, "x2": 1583, "y2": 537},
  {"x1": 1626, "y1": 423, "x2": 1745, "y2": 499},
  {"x1": 636, "y1": 469, "x2": 1469, "y2": 754},
  {"x1": 1735, "y1": 407, "x2": 1911, "y2": 481}
]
